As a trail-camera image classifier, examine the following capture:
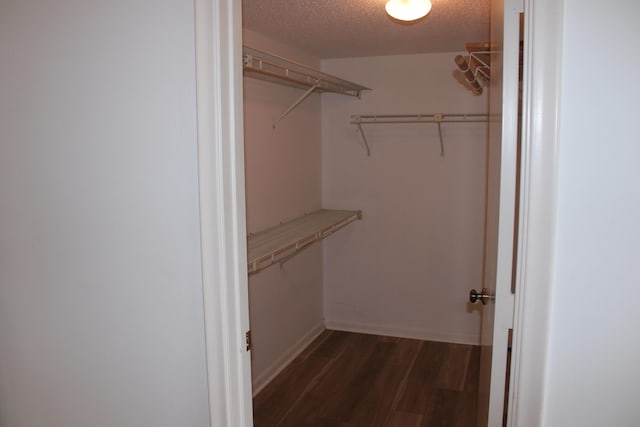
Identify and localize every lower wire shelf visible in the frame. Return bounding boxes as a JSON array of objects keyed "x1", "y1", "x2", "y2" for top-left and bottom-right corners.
[{"x1": 247, "y1": 209, "x2": 362, "y2": 276}]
